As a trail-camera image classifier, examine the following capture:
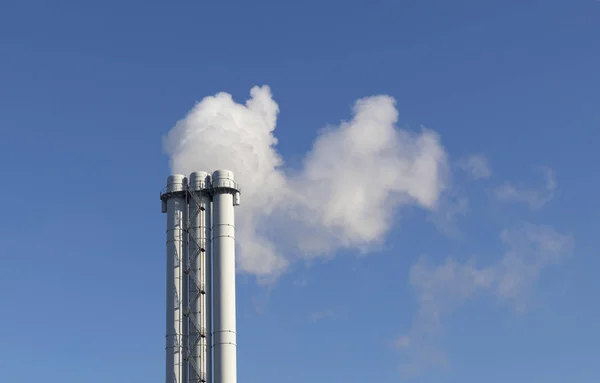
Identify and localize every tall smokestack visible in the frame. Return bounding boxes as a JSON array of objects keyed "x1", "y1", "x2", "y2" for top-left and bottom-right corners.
[
  {"x1": 187, "y1": 172, "x2": 212, "y2": 383},
  {"x1": 211, "y1": 170, "x2": 241, "y2": 383},
  {"x1": 161, "y1": 174, "x2": 189, "y2": 383}
]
